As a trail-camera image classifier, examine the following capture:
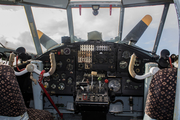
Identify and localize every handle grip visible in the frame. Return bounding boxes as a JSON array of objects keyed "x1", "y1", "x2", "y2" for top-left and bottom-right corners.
[
  {"x1": 128, "y1": 53, "x2": 137, "y2": 78},
  {"x1": 48, "y1": 53, "x2": 56, "y2": 75},
  {"x1": 9, "y1": 53, "x2": 15, "y2": 67},
  {"x1": 128, "y1": 53, "x2": 159, "y2": 80},
  {"x1": 9, "y1": 52, "x2": 56, "y2": 77}
]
